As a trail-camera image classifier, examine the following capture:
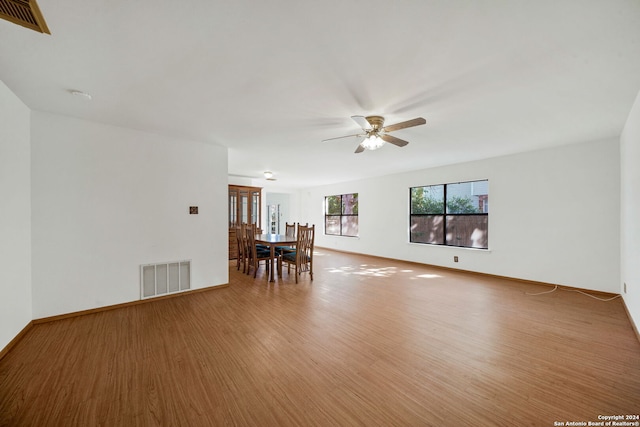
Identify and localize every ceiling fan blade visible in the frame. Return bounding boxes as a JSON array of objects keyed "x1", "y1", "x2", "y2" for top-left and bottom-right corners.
[
  {"x1": 351, "y1": 115, "x2": 373, "y2": 131},
  {"x1": 380, "y1": 134, "x2": 409, "y2": 147},
  {"x1": 354, "y1": 144, "x2": 365, "y2": 154},
  {"x1": 382, "y1": 117, "x2": 426, "y2": 133},
  {"x1": 322, "y1": 133, "x2": 364, "y2": 142}
]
